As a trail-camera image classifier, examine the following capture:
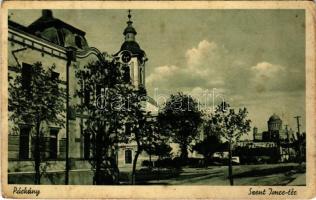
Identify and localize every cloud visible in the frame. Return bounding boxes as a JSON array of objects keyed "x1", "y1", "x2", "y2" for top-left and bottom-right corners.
[
  {"x1": 185, "y1": 40, "x2": 217, "y2": 68},
  {"x1": 146, "y1": 39, "x2": 304, "y2": 109},
  {"x1": 146, "y1": 40, "x2": 226, "y2": 91},
  {"x1": 251, "y1": 62, "x2": 285, "y2": 80},
  {"x1": 146, "y1": 39, "x2": 305, "y2": 135},
  {"x1": 146, "y1": 65, "x2": 179, "y2": 86},
  {"x1": 249, "y1": 61, "x2": 303, "y2": 93}
]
